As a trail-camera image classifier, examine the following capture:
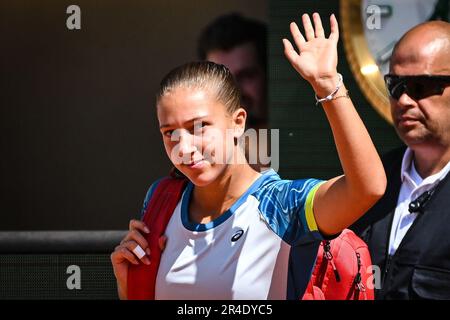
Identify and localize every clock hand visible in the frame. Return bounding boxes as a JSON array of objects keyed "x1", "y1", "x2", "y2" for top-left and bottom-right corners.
[{"x1": 375, "y1": 41, "x2": 396, "y2": 65}]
